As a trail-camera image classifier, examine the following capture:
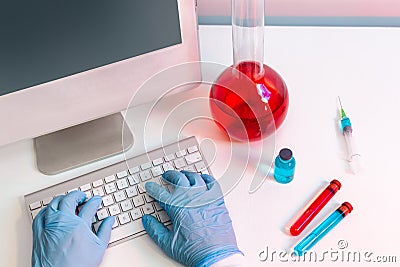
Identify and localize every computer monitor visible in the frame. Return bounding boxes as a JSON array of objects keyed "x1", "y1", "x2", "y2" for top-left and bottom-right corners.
[{"x1": 0, "y1": 0, "x2": 200, "y2": 174}]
